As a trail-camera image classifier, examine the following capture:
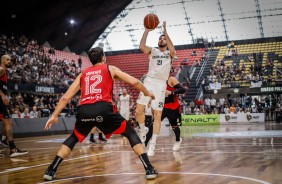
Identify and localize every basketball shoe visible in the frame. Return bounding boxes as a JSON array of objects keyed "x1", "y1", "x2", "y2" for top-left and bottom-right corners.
[
  {"x1": 1, "y1": 139, "x2": 9, "y2": 147},
  {"x1": 146, "y1": 167, "x2": 158, "y2": 179},
  {"x1": 43, "y1": 168, "x2": 56, "y2": 181},
  {"x1": 10, "y1": 148, "x2": 28, "y2": 157},
  {"x1": 173, "y1": 138, "x2": 182, "y2": 151}
]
